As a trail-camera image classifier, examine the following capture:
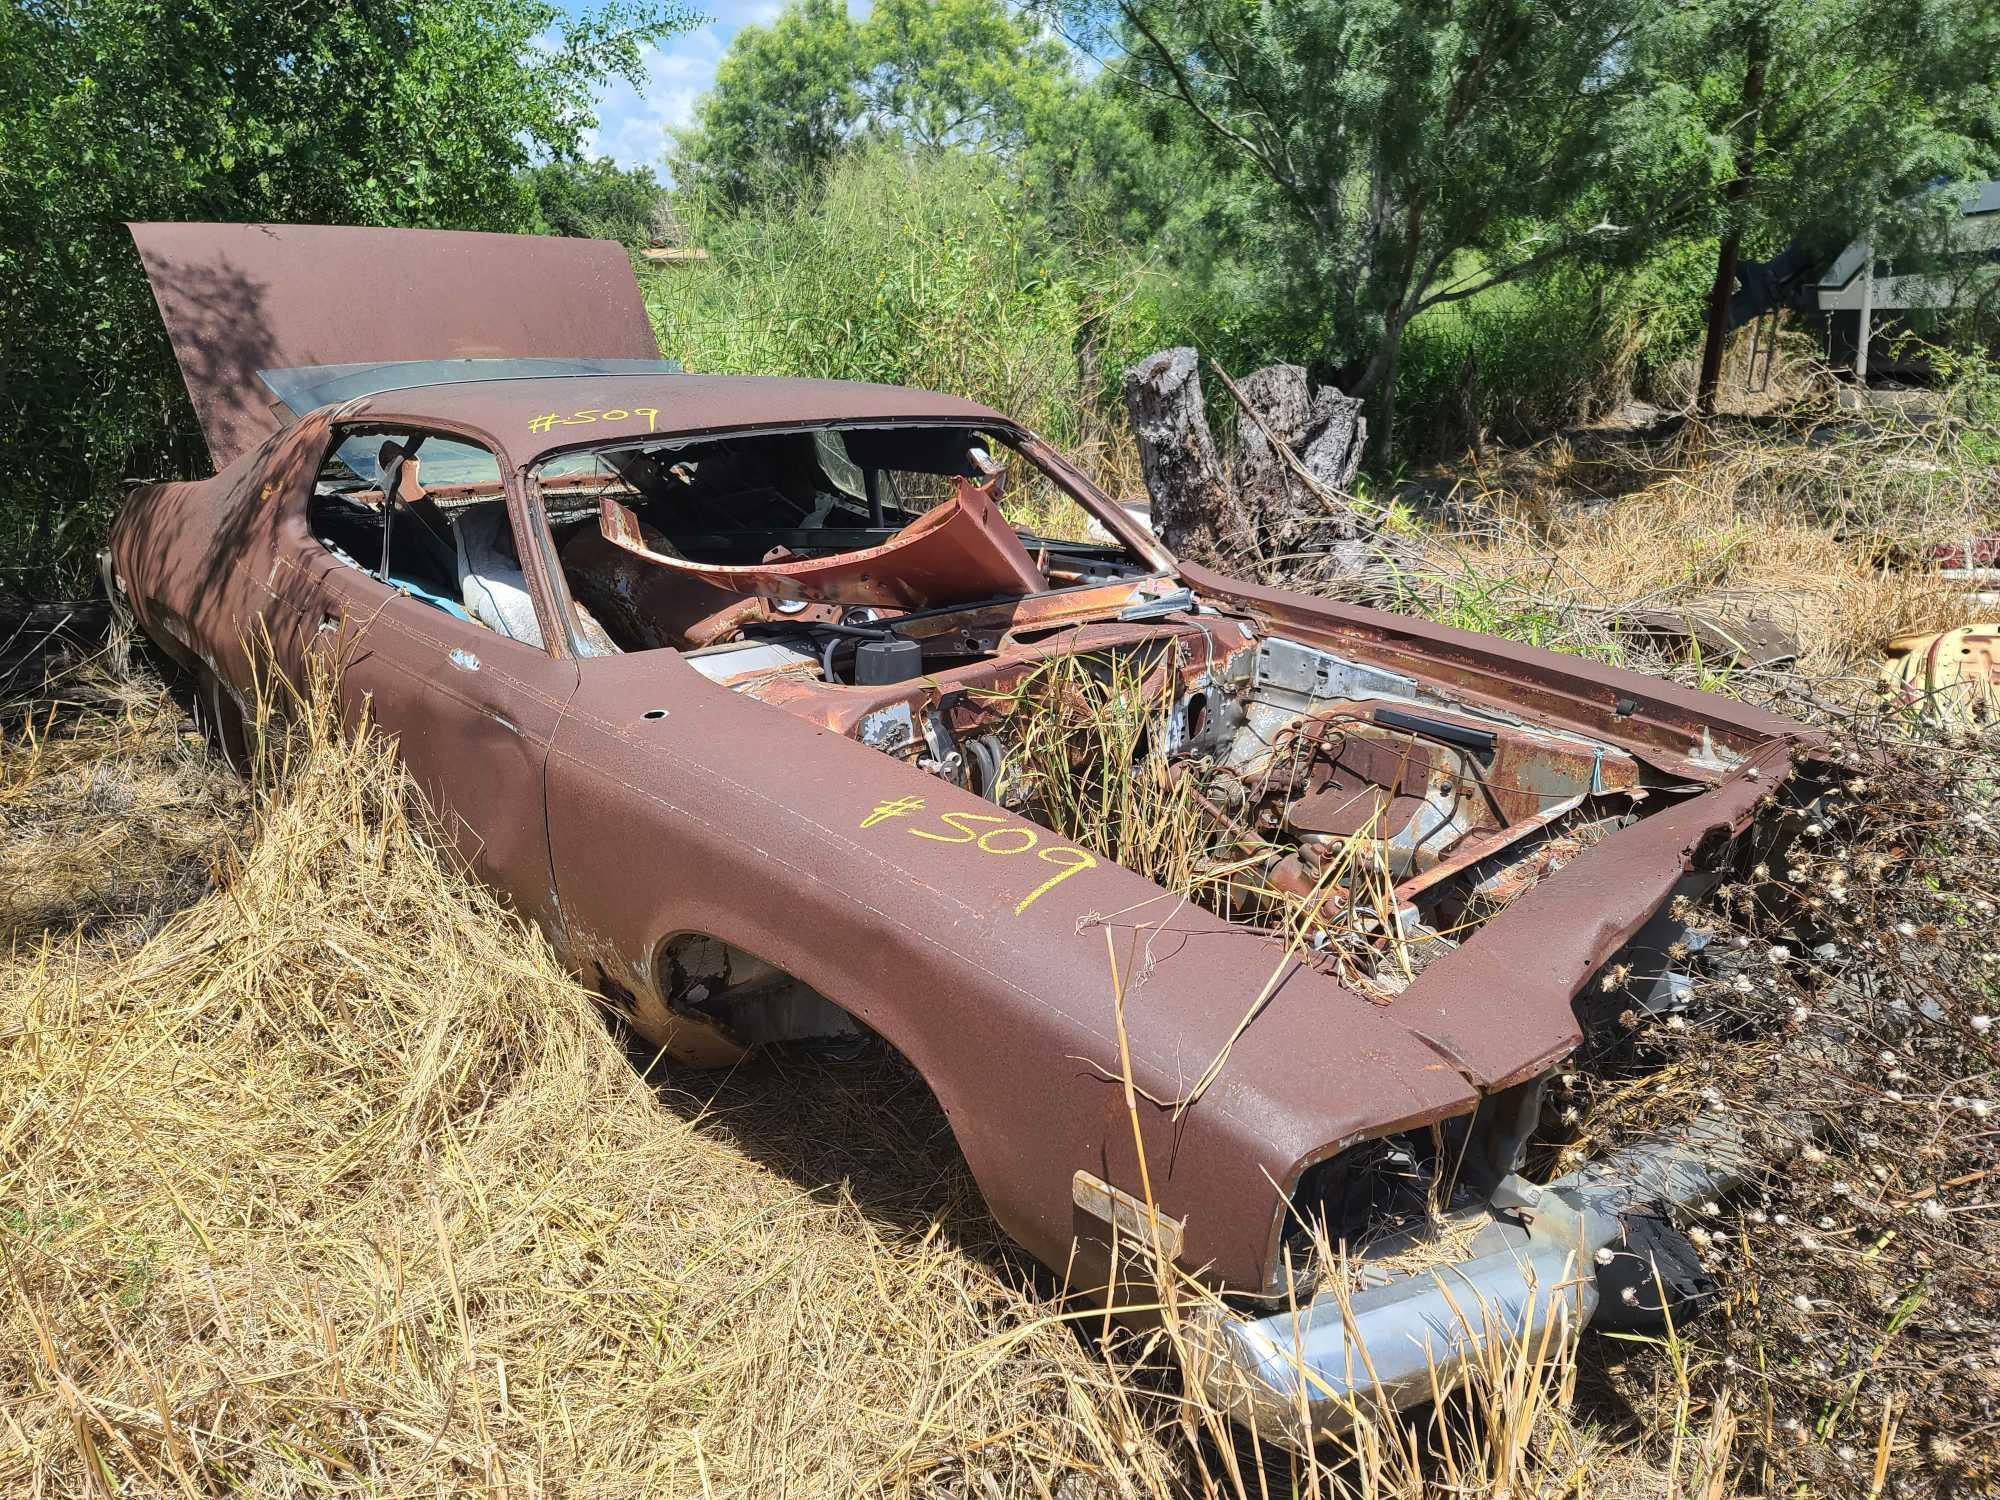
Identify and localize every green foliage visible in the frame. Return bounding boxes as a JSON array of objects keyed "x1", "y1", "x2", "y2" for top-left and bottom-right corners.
[
  {"x1": 1640, "y1": 0, "x2": 2000, "y2": 407},
  {"x1": 672, "y1": 0, "x2": 1086, "y2": 213},
  {"x1": 1397, "y1": 282, "x2": 1634, "y2": 453},
  {"x1": 0, "y1": 0, "x2": 690, "y2": 590},
  {"x1": 1392, "y1": 251, "x2": 1723, "y2": 455},
  {"x1": 668, "y1": 0, "x2": 865, "y2": 209},
  {"x1": 1384, "y1": 564, "x2": 1632, "y2": 666},
  {"x1": 522, "y1": 156, "x2": 672, "y2": 247},
  {"x1": 1073, "y1": 0, "x2": 1693, "y2": 449},
  {"x1": 1061, "y1": 0, "x2": 2000, "y2": 459},
  {"x1": 1638, "y1": 0, "x2": 2000, "y2": 261},
  {"x1": 645, "y1": 147, "x2": 1154, "y2": 464}
]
